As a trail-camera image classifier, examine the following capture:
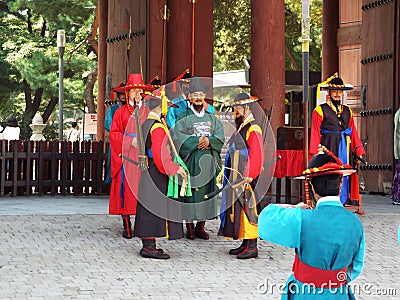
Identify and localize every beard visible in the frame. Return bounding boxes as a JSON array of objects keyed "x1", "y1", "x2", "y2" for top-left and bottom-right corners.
[
  {"x1": 331, "y1": 99, "x2": 341, "y2": 107},
  {"x1": 120, "y1": 100, "x2": 127, "y2": 105},
  {"x1": 234, "y1": 116, "x2": 243, "y2": 130},
  {"x1": 192, "y1": 103, "x2": 204, "y2": 112}
]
